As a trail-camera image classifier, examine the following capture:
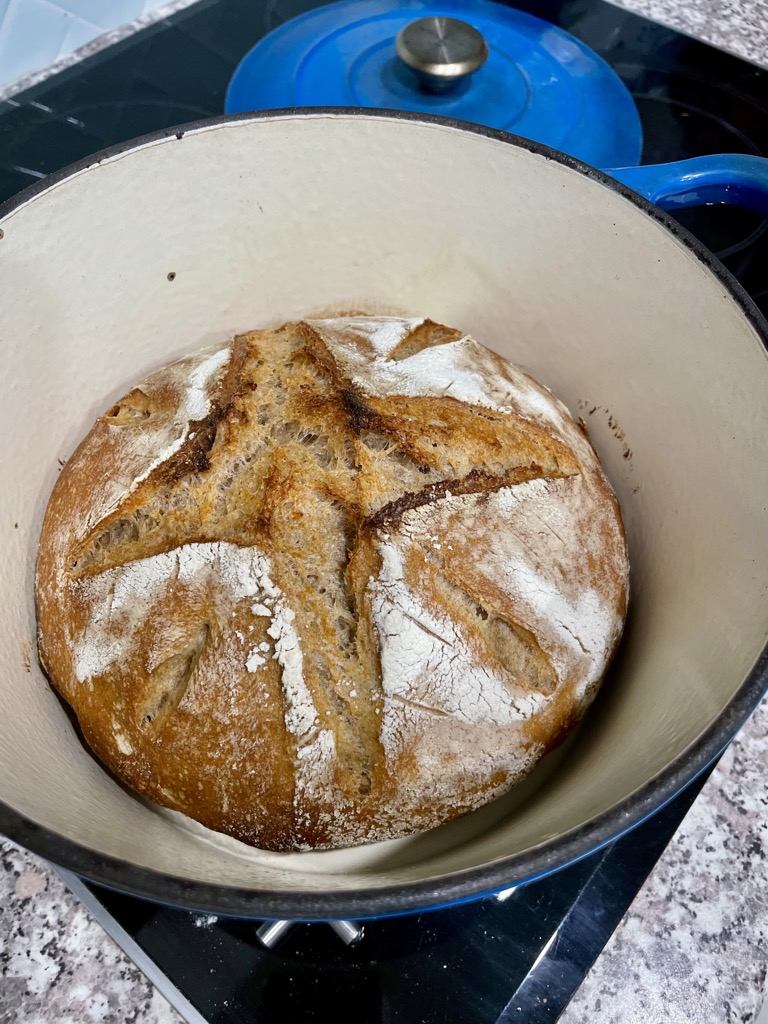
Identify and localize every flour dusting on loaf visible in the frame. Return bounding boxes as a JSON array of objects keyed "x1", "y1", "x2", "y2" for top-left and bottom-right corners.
[
  {"x1": 36, "y1": 316, "x2": 629, "y2": 851},
  {"x1": 77, "y1": 345, "x2": 233, "y2": 541}
]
